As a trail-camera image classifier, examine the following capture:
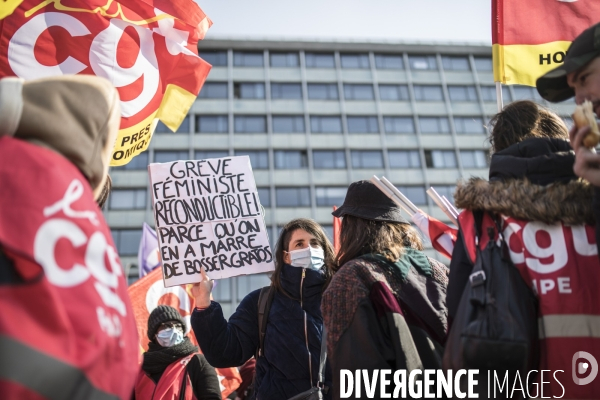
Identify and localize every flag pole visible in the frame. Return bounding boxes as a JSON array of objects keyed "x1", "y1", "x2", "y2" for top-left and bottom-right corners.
[{"x1": 495, "y1": 81, "x2": 504, "y2": 113}]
